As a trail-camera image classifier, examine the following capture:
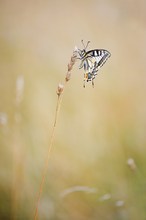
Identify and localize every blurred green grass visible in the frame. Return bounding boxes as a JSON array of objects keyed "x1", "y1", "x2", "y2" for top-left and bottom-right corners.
[{"x1": 0, "y1": 0, "x2": 146, "y2": 219}]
